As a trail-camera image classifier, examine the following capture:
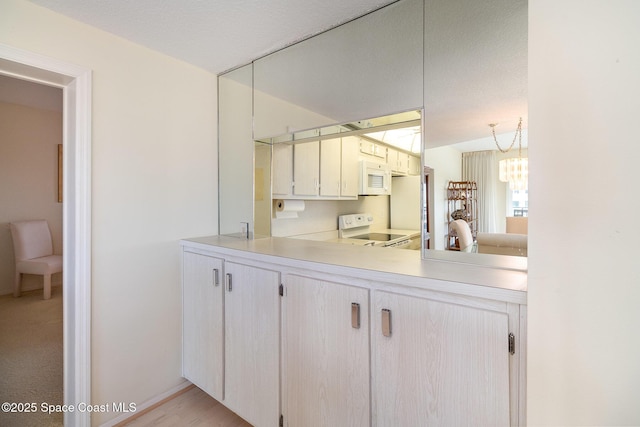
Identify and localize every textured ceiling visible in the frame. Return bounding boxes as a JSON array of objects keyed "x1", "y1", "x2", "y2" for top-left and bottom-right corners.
[
  {"x1": 26, "y1": 0, "x2": 396, "y2": 74},
  {"x1": 422, "y1": 0, "x2": 528, "y2": 147},
  {"x1": 19, "y1": 0, "x2": 528, "y2": 148}
]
